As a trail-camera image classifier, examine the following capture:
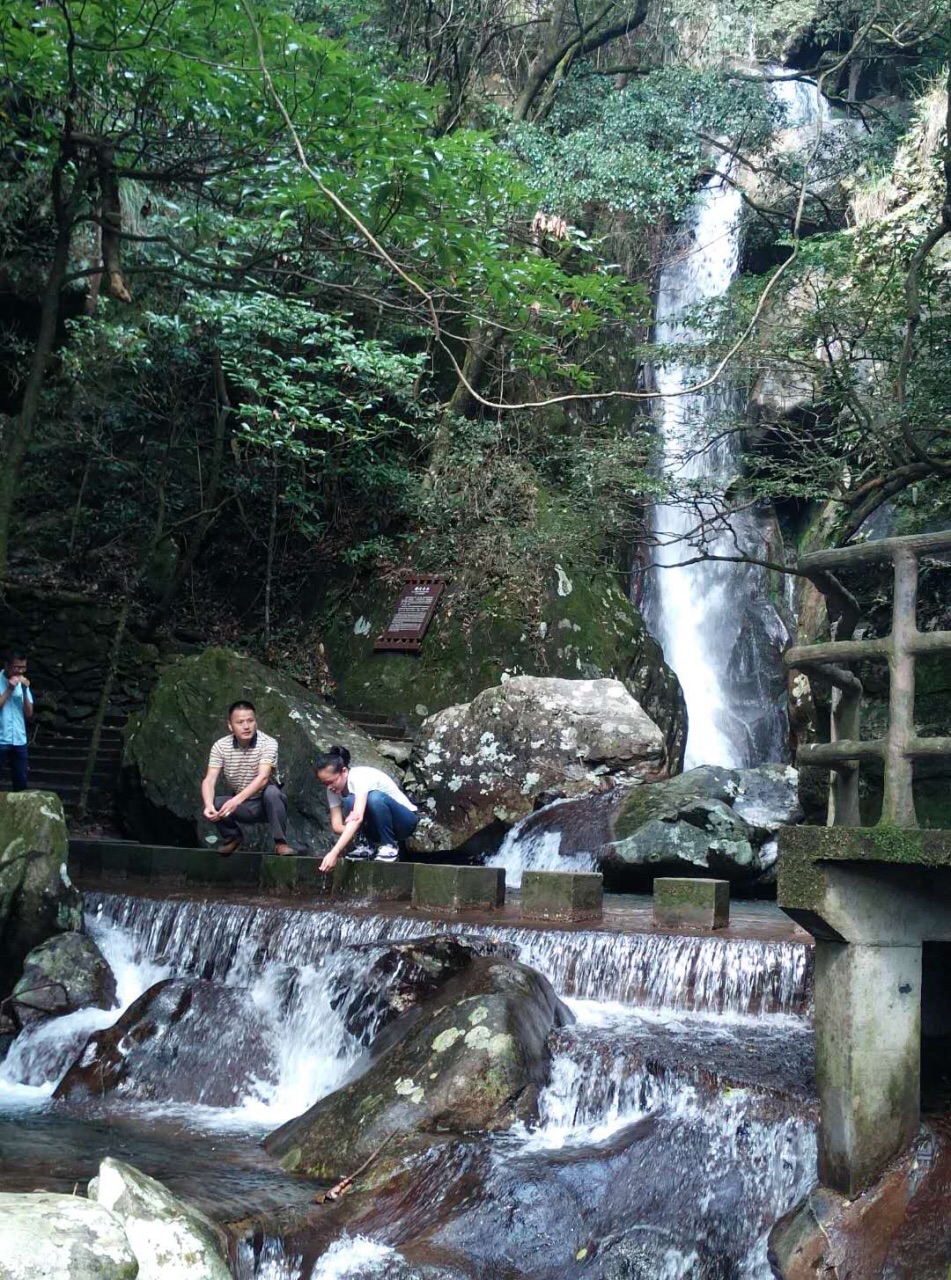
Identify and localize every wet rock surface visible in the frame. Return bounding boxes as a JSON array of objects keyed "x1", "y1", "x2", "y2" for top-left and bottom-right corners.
[
  {"x1": 266, "y1": 955, "x2": 569, "y2": 1179},
  {"x1": 493, "y1": 766, "x2": 798, "y2": 890},
  {"x1": 331, "y1": 936, "x2": 477, "y2": 1043},
  {"x1": 770, "y1": 1120, "x2": 951, "y2": 1279},
  {"x1": 11, "y1": 932, "x2": 116, "y2": 1027},
  {"x1": 407, "y1": 677, "x2": 667, "y2": 848},
  {"x1": 90, "y1": 1157, "x2": 231, "y2": 1280},
  {"x1": 0, "y1": 791, "x2": 80, "y2": 1001},
  {"x1": 55, "y1": 978, "x2": 275, "y2": 1107},
  {"x1": 118, "y1": 646, "x2": 396, "y2": 850},
  {"x1": 0, "y1": 1190, "x2": 138, "y2": 1280}
]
